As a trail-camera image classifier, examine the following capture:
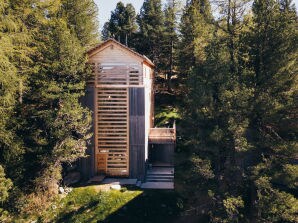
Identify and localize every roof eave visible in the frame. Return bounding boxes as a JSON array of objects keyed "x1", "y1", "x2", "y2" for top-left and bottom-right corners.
[{"x1": 87, "y1": 38, "x2": 155, "y2": 68}]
